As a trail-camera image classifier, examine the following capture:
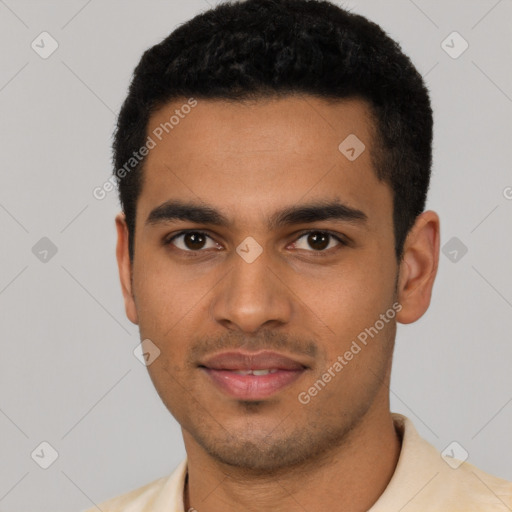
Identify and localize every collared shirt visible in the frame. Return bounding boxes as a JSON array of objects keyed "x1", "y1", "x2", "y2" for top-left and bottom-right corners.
[{"x1": 83, "y1": 413, "x2": 512, "y2": 511}]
